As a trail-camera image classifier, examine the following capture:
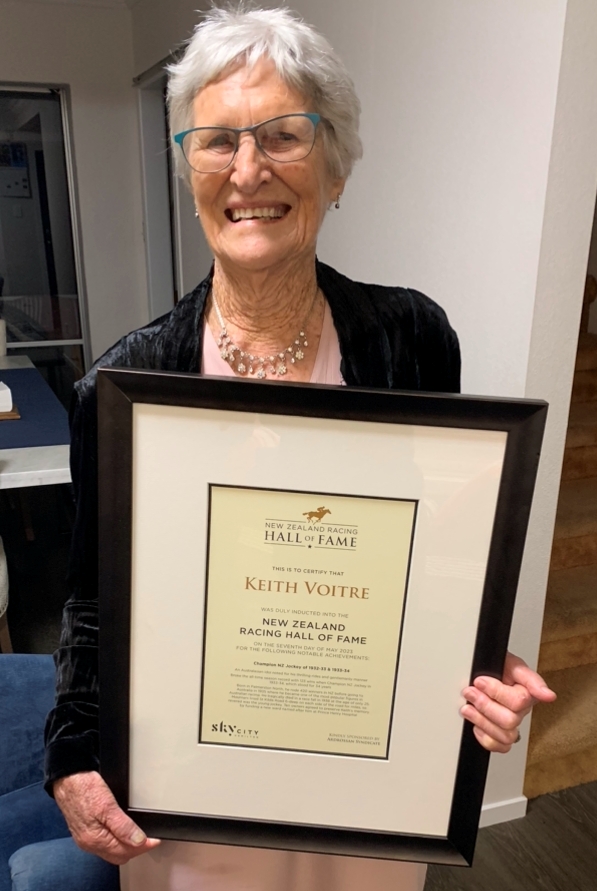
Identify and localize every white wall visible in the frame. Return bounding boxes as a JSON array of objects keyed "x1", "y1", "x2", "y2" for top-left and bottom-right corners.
[
  {"x1": 132, "y1": 0, "x2": 198, "y2": 75},
  {"x1": 289, "y1": 0, "x2": 567, "y2": 399},
  {"x1": 130, "y1": 0, "x2": 597, "y2": 823},
  {"x1": 0, "y1": 0, "x2": 148, "y2": 361}
]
